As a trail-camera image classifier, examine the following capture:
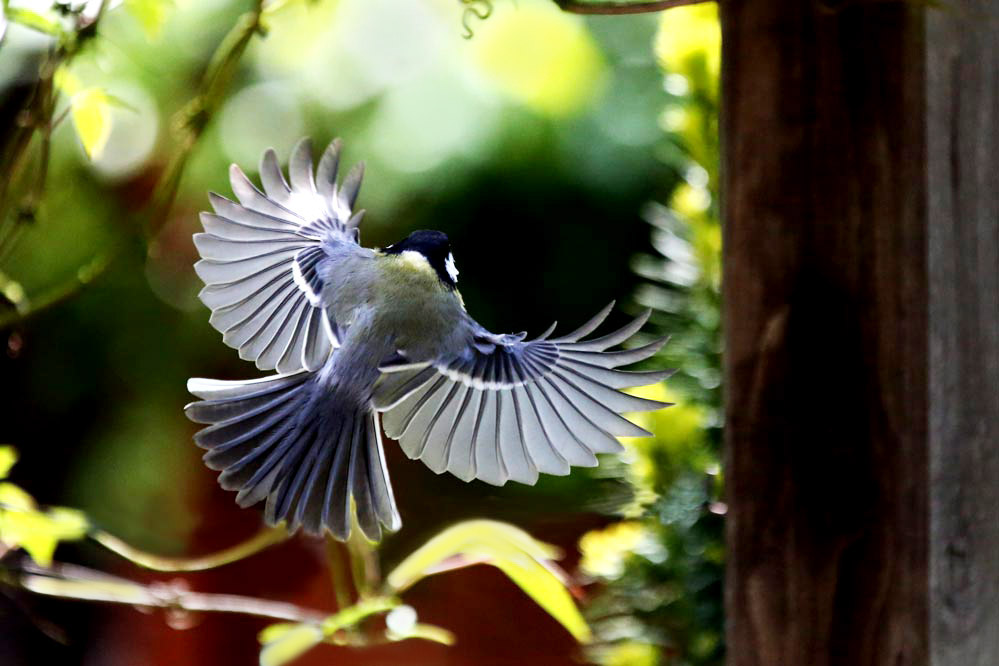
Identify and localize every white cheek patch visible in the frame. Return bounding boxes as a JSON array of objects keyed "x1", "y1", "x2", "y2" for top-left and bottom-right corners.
[
  {"x1": 445, "y1": 252, "x2": 459, "y2": 283},
  {"x1": 399, "y1": 250, "x2": 433, "y2": 273}
]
